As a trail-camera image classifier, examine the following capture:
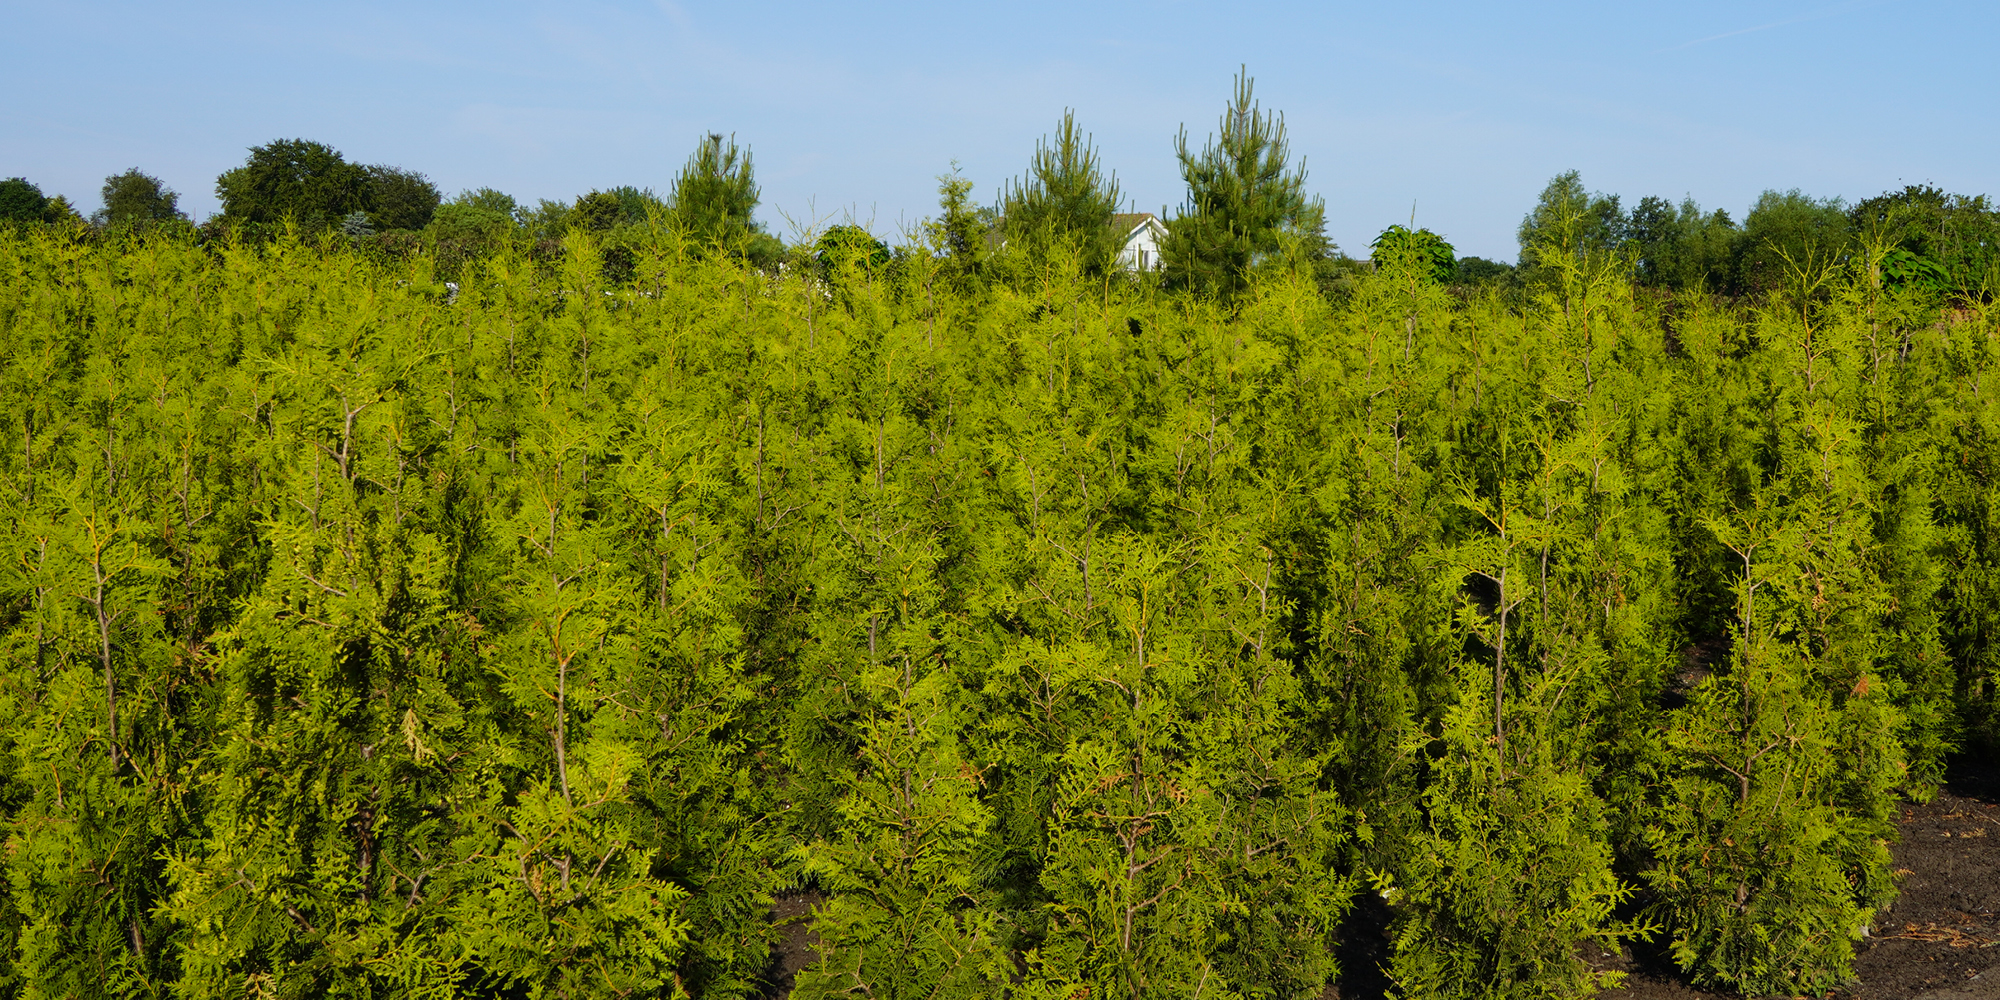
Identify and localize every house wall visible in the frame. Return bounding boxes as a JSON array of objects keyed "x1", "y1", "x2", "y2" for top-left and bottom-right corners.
[{"x1": 1116, "y1": 221, "x2": 1166, "y2": 272}]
